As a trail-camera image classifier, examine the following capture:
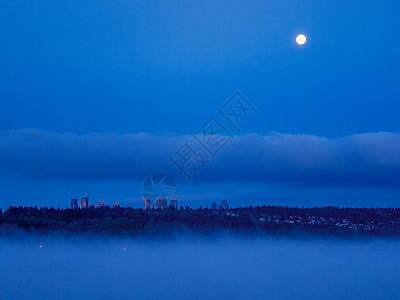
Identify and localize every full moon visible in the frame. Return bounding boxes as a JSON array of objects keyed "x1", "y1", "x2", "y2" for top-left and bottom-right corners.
[{"x1": 296, "y1": 34, "x2": 307, "y2": 45}]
